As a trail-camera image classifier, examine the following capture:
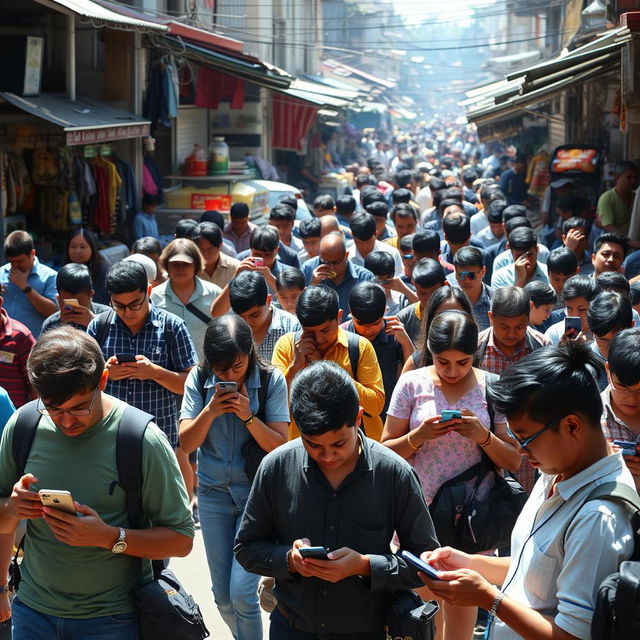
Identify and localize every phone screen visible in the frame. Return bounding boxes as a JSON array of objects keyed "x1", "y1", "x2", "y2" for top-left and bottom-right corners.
[
  {"x1": 299, "y1": 546, "x2": 329, "y2": 560},
  {"x1": 564, "y1": 316, "x2": 581, "y2": 334},
  {"x1": 116, "y1": 353, "x2": 137, "y2": 363},
  {"x1": 401, "y1": 550, "x2": 442, "y2": 580}
]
